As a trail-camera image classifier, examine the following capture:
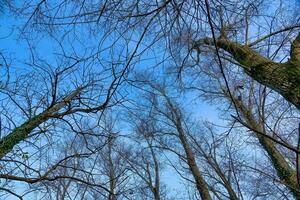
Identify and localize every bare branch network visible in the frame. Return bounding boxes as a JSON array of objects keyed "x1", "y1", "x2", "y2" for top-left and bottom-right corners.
[{"x1": 0, "y1": 0, "x2": 299, "y2": 199}]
